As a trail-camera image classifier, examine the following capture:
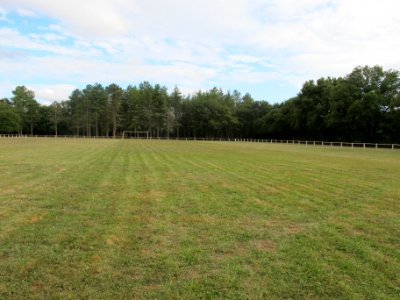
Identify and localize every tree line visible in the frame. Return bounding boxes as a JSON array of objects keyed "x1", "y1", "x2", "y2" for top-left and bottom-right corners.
[{"x1": 1, "y1": 65, "x2": 399, "y2": 143}]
